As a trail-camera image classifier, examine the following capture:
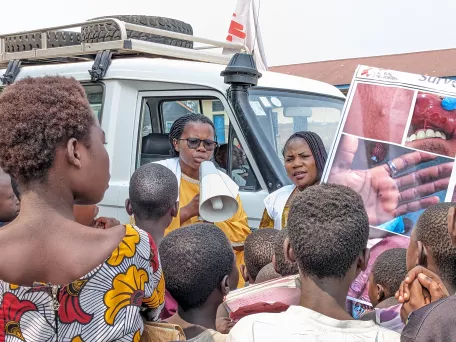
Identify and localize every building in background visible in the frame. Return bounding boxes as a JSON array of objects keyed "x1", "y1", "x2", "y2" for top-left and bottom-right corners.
[{"x1": 271, "y1": 48, "x2": 456, "y2": 95}]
